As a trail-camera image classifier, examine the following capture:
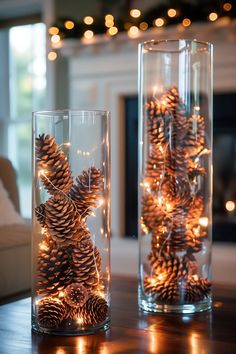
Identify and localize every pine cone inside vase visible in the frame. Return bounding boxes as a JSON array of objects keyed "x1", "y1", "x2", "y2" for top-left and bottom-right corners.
[
  {"x1": 64, "y1": 283, "x2": 88, "y2": 307},
  {"x1": 45, "y1": 193, "x2": 90, "y2": 246},
  {"x1": 78, "y1": 294, "x2": 108, "y2": 326},
  {"x1": 35, "y1": 203, "x2": 46, "y2": 227},
  {"x1": 37, "y1": 236, "x2": 72, "y2": 296},
  {"x1": 144, "y1": 276, "x2": 180, "y2": 303},
  {"x1": 161, "y1": 87, "x2": 189, "y2": 141},
  {"x1": 146, "y1": 99, "x2": 172, "y2": 145},
  {"x1": 148, "y1": 252, "x2": 196, "y2": 282},
  {"x1": 72, "y1": 238, "x2": 102, "y2": 290},
  {"x1": 185, "y1": 277, "x2": 211, "y2": 303},
  {"x1": 37, "y1": 297, "x2": 66, "y2": 328},
  {"x1": 70, "y1": 167, "x2": 104, "y2": 218},
  {"x1": 35, "y1": 134, "x2": 73, "y2": 194},
  {"x1": 142, "y1": 194, "x2": 166, "y2": 231}
]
